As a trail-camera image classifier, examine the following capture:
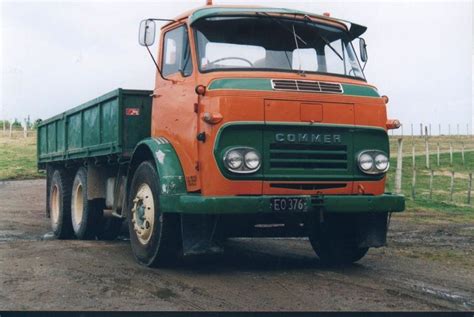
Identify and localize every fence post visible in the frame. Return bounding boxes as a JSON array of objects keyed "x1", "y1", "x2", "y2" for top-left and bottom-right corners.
[
  {"x1": 450, "y1": 171, "x2": 455, "y2": 201},
  {"x1": 437, "y1": 142, "x2": 440, "y2": 166},
  {"x1": 9, "y1": 120, "x2": 13, "y2": 138},
  {"x1": 424, "y1": 130, "x2": 429, "y2": 169},
  {"x1": 429, "y1": 169, "x2": 434, "y2": 200},
  {"x1": 411, "y1": 168, "x2": 416, "y2": 199},
  {"x1": 468, "y1": 173, "x2": 472, "y2": 205},
  {"x1": 449, "y1": 142, "x2": 453, "y2": 166},
  {"x1": 461, "y1": 142, "x2": 465, "y2": 166},
  {"x1": 395, "y1": 138, "x2": 403, "y2": 194}
]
